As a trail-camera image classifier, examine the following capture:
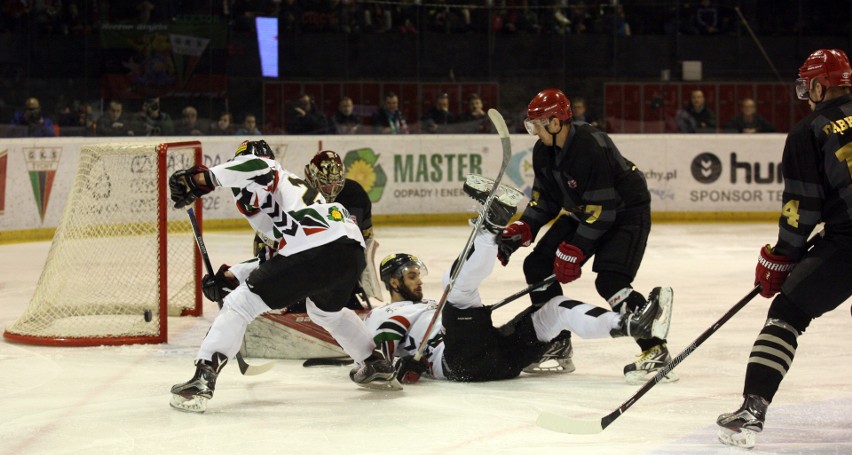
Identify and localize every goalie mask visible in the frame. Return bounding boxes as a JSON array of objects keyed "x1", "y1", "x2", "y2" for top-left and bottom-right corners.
[
  {"x1": 380, "y1": 253, "x2": 428, "y2": 301},
  {"x1": 305, "y1": 150, "x2": 345, "y2": 202},
  {"x1": 234, "y1": 140, "x2": 275, "y2": 159},
  {"x1": 795, "y1": 49, "x2": 852, "y2": 101}
]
